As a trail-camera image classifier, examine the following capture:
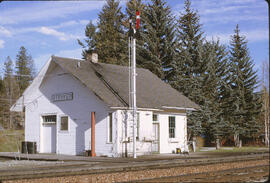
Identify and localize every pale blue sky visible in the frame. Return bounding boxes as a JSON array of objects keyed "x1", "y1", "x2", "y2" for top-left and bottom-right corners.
[{"x1": 0, "y1": 0, "x2": 268, "y2": 80}]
